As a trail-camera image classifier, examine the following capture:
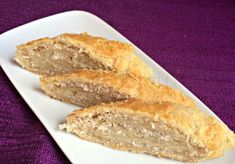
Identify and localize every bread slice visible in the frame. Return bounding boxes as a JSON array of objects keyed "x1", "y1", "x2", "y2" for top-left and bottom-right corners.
[
  {"x1": 15, "y1": 32, "x2": 153, "y2": 77},
  {"x1": 40, "y1": 69, "x2": 196, "y2": 107},
  {"x1": 60, "y1": 99, "x2": 235, "y2": 162}
]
